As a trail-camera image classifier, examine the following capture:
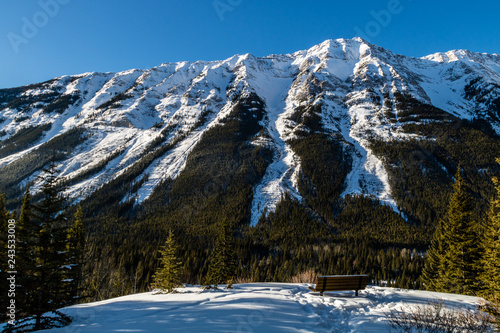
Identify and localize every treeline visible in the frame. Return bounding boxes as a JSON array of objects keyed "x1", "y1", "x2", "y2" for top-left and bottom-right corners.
[{"x1": 78, "y1": 193, "x2": 427, "y2": 302}]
